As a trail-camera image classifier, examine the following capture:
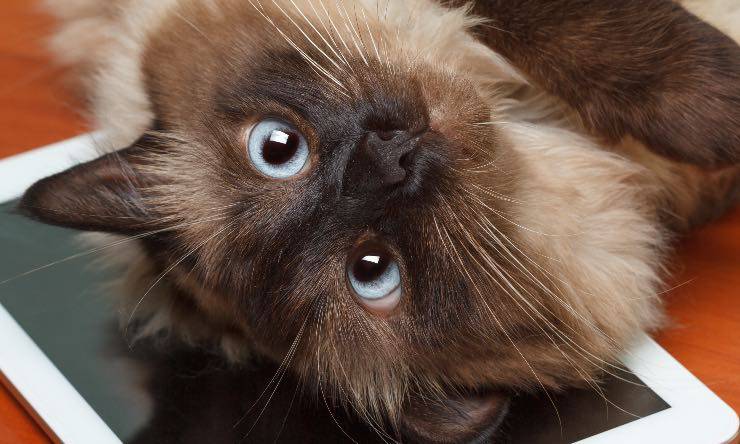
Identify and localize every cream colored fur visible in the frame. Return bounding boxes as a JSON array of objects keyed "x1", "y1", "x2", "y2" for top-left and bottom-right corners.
[
  {"x1": 682, "y1": 0, "x2": 740, "y2": 41},
  {"x1": 43, "y1": 0, "x2": 178, "y2": 147}
]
